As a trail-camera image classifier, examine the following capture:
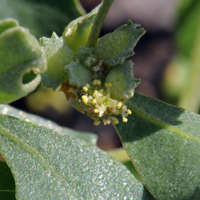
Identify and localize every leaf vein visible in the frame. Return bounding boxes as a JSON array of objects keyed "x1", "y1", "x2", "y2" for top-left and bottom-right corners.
[
  {"x1": 128, "y1": 103, "x2": 200, "y2": 141},
  {"x1": 0, "y1": 124, "x2": 71, "y2": 189}
]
